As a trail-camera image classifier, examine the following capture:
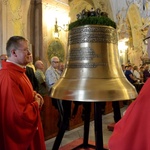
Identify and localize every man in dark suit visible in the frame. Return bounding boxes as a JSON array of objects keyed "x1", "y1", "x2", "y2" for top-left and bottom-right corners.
[
  {"x1": 25, "y1": 54, "x2": 39, "y2": 92},
  {"x1": 26, "y1": 65, "x2": 39, "y2": 92}
]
